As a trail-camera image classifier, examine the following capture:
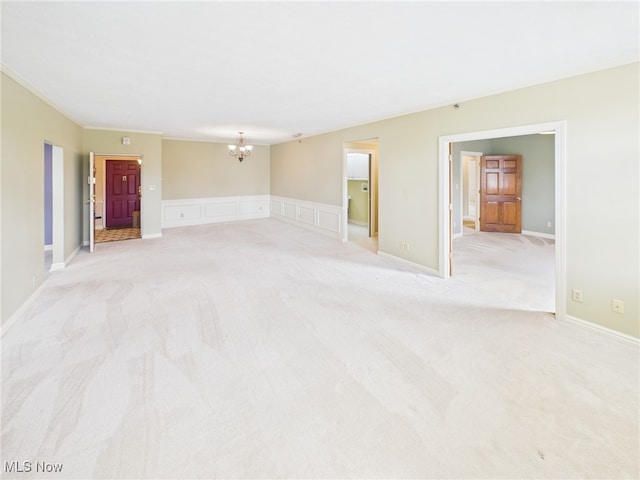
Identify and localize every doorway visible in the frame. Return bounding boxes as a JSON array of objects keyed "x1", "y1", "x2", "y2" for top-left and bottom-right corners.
[
  {"x1": 91, "y1": 154, "x2": 142, "y2": 247},
  {"x1": 460, "y1": 151, "x2": 482, "y2": 235},
  {"x1": 439, "y1": 121, "x2": 566, "y2": 318},
  {"x1": 343, "y1": 140, "x2": 379, "y2": 250},
  {"x1": 44, "y1": 143, "x2": 65, "y2": 270},
  {"x1": 44, "y1": 143, "x2": 53, "y2": 272}
]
